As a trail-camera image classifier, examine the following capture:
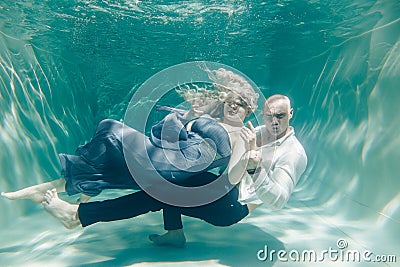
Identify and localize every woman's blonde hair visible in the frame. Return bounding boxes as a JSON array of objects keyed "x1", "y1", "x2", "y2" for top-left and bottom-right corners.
[
  {"x1": 207, "y1": 68, "x2": 259, "y2": 112},
  {"x1": 175, "y1": 83, "x2": 219, "y2": 102},
  {"x1": 175, "y1": 68, "x2": 259, "y2": 118},
  {"x1": 175, "y1": 83, "x2": 224, "y2": 119}
]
